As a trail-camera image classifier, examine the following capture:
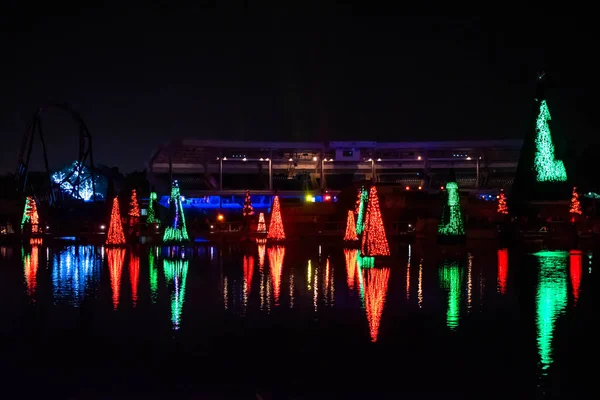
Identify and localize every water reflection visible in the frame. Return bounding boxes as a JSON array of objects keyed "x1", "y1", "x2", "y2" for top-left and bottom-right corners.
[
  {"x1": 497, "y1": 249, "x2": 508, "y2": 294},
  {"x1": 149, "y1": 247, "x2": 158, "y2": 303},
  {"x1": 344, "y1": 249, "x2": 358, "y2": 291},
  {"x1": 418, "y1": 259, "x2": 423, "y2": 308},
  {"x1": 534, "y1": 251, "x2": 568, "y2": 376},
  {"x1": 406, "y1": 245, "x2": 411, "y2": 299},
  {"x1": 268, "y1": 246, "x2": 285, "y2": 306},
  {"x1": 106, "y1": 248, "x2": 126, "y2": 309},
  {"x1": 243, "y1": 254, "x2": 254, "y2": 310},
  {"x1": 439, "y1": 260, "x2": 462, "y2": 331},
  {"x1": 53, "y1": 245, "x2": 102, "y2": 307},
  {"x1": 362, "y1": 267, "x2": 390, "y2": 342},
  {"x1": 164, "y1": 257, "x2": 189, "y2": 330},
  {"x1": 22, "y1": 245, "x2": 40, "y2": 300},
  {"x1": 130, "y1": 252, "x2": 140, "y2": 307},
  {"x1": 569, "y1": 250, "x2": 582, "y2": 305}
]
